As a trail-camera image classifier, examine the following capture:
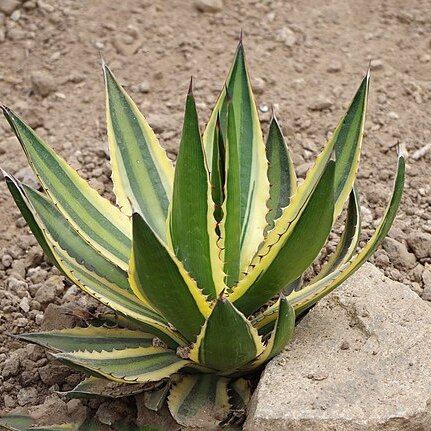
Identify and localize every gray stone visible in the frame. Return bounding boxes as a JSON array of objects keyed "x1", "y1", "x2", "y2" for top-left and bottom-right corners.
[
  {"x1": 29, "y1": 394, "x2": 68, "y2": 425},
  {"x1": 0, "y1": 0, "x2": 20, "y2": 15},
  {"x1": 194, "y1": 0, "x2": 223, "y2": 13},
  {"x1": 2, "y1": 357, "x2": 20, "y2": 378},
  {"x1": 252, "y1": 77, "x2": 266, "y2": 95},
  {"x1": 422, "y1": 266, "x2": 431, "y2": 301},
  {"x1": 17, "y1": 387, "x2": 39, "y2": 406},
  {"x1": 40, "y1": 304, "x2": 80, "y2": 330},
  {"x1": 15, "y1": 166, "x2": 39, "y2": 189},
  {"x1": 276, "y1": 26, "x2": 297, "y2": 48},
  {"x1": 245, "y1": 263, "x2": 431, "y2": 431},
  {"x1": 327, "y1": 61, "x2": 342, "y2": 73},
  {"x1": 308, "y1": 98, "x2": 333, "y2": 111},
  {"x1": 407, "y1": 231, "x2": 431, "y2": 259},
  {"x1": 35, "y1": 282, "x2": 57, "y2": 304},
  {"x1": 370, "y1": 59, "x2": 384, "y2": 70},
  {"x1": 38, "y1": 362, "x2": 70, "y2": 386},
  {"x1": 30, "y1": 70, "x2": 57, "y2": 97},
  {"x1": 382, "y1": 237, "x2": 417, "y2": 270}
]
